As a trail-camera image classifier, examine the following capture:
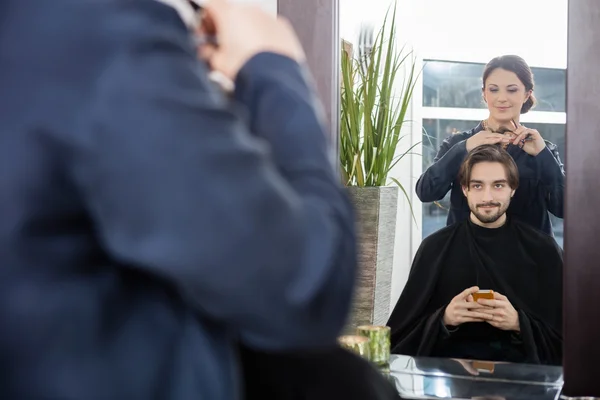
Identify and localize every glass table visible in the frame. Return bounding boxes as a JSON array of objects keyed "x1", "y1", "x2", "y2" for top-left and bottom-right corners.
[{"x1": 387, "y1": 354, "x2": 564, "y2": 400}]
